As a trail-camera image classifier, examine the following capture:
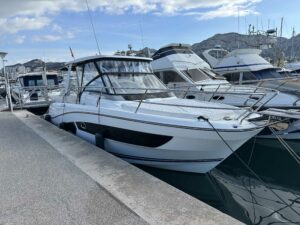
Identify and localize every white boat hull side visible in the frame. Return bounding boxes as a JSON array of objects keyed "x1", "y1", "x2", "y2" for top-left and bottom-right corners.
[{"x1": 49, "y1": 103, "x2": 262, "y2": 173}]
